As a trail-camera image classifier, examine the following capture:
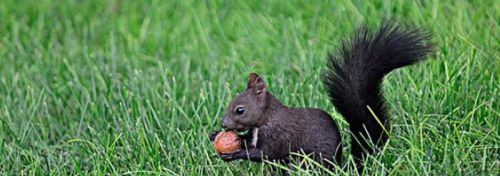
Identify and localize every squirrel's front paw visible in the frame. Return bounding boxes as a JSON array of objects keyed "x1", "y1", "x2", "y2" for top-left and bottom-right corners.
[
  {"x1": 220, "y1": 151, "x2": 241, "y2": 162},
  {"x1": 209, "y1": 130, "x2": 222, "y2": 141}
]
